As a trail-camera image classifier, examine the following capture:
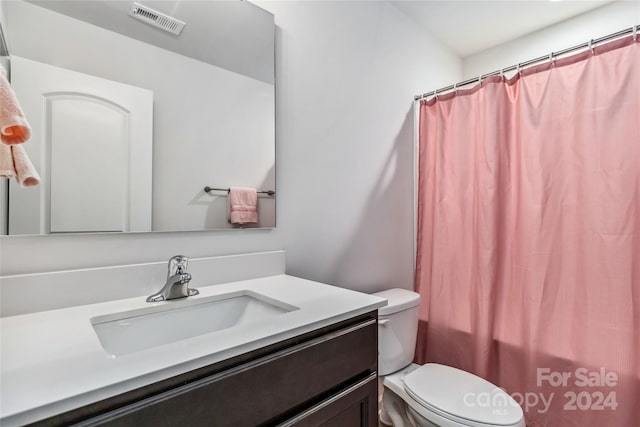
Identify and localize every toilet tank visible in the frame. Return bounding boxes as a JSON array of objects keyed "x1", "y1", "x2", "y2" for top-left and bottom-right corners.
[{"x1": 373, "y1": 288, "x2": 421, "y2": 375}]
